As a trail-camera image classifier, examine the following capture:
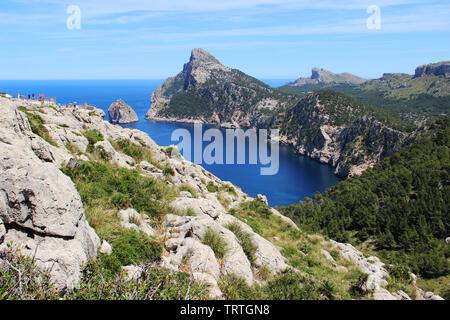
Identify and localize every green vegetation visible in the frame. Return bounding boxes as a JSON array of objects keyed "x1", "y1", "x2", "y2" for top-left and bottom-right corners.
[
  {"x1": 110, "y1": 230, "x2": 162, "y2": 267},
  {"x1": 206, "y1": 181, "x2": 219, "y2": 193},
  {"x1": 219, "y1": 271, "x2": 337, "y2": 300},
  {"x1": 0, "y1": 247, "x2": 208, "y2": 300},
  {"x1": 202, "y1": 229, "x2": 228, "y2": 259},
  {"x1": 179, "y1": 183, "x2": 198, "y2": 198},
  {"x1": 278, "y1": 73, "x2": 450, "y2": 123},
  {"x1": 19, "y1": 107, "x2": 58, "y2": 147},
  {"x1": 226, "y1": 222, "x2": 257, "y2": 264},
  {"x1": 83, "y1": 129, "x2": 104, "y2": 145},
  {"x1": 279, "y1": 118, "x2": 450, "y2": 279},
  {"x1": 228, "y1": 200, "x2": 368, "y2": 299},
  {"x1": 62, "y1": 160, "x2": 177, "y2": 242}
]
